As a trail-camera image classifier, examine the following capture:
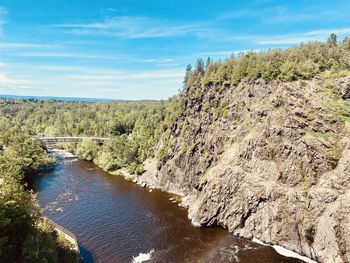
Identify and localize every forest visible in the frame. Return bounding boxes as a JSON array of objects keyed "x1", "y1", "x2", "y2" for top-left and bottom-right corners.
[
  {"x1": 0, "y1": 130, "x2": 80, "y2": 262},
  {"x1": 0, "y1": 98, "x2": 181, "y2": 174},
  {"x1": 1, "y1": 35, "x2": 350, "y2": 262}
]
